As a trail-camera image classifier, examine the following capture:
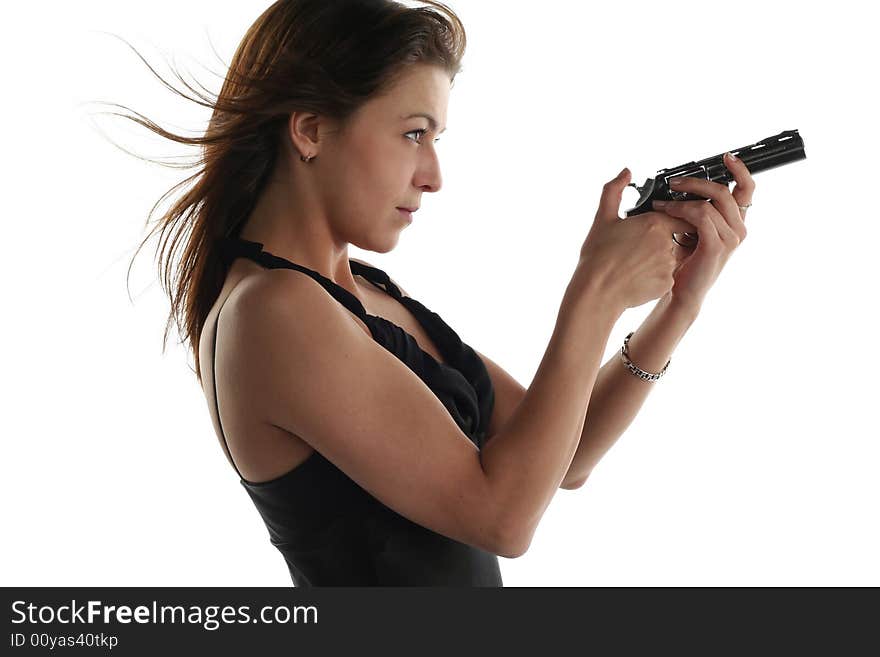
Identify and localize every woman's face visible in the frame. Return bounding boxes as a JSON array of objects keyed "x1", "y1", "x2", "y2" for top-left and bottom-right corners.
[{"x1": 311, "y1": 64, "x2": 451, "y2": 252}]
